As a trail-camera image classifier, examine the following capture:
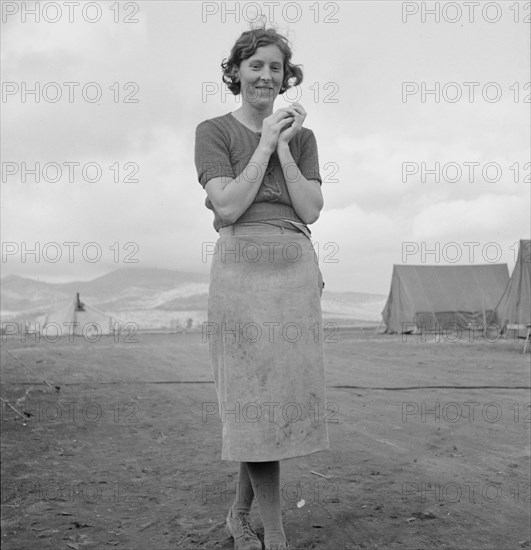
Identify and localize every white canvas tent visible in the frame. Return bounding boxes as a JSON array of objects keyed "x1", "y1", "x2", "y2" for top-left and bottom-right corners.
[
  {"x1": 36, "y1": 293, "x2": 114, "y2": 337},
  {"x1": 495, "y1": 239, "x2": 531, "y2": 330},
  {"x1": 382, "y1": 264, "x2": 510, "y2": 333}
]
